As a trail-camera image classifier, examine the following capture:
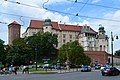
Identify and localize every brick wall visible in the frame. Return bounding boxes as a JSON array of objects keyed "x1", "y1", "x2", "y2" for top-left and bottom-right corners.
[{"x1": 85, "y1": 51, "x2": 109, "y2": 65}]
